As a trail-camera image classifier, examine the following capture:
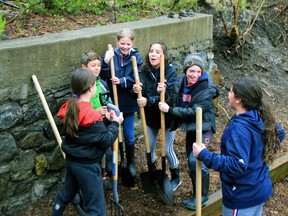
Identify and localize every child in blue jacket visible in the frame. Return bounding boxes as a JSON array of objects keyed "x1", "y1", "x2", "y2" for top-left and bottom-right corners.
[
  {"x1": 100, "y1": 29, "x2": 143, "y2": 186},
  {"x1": 193, "y1": 76, "x2": 285, "y2": 216}
]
